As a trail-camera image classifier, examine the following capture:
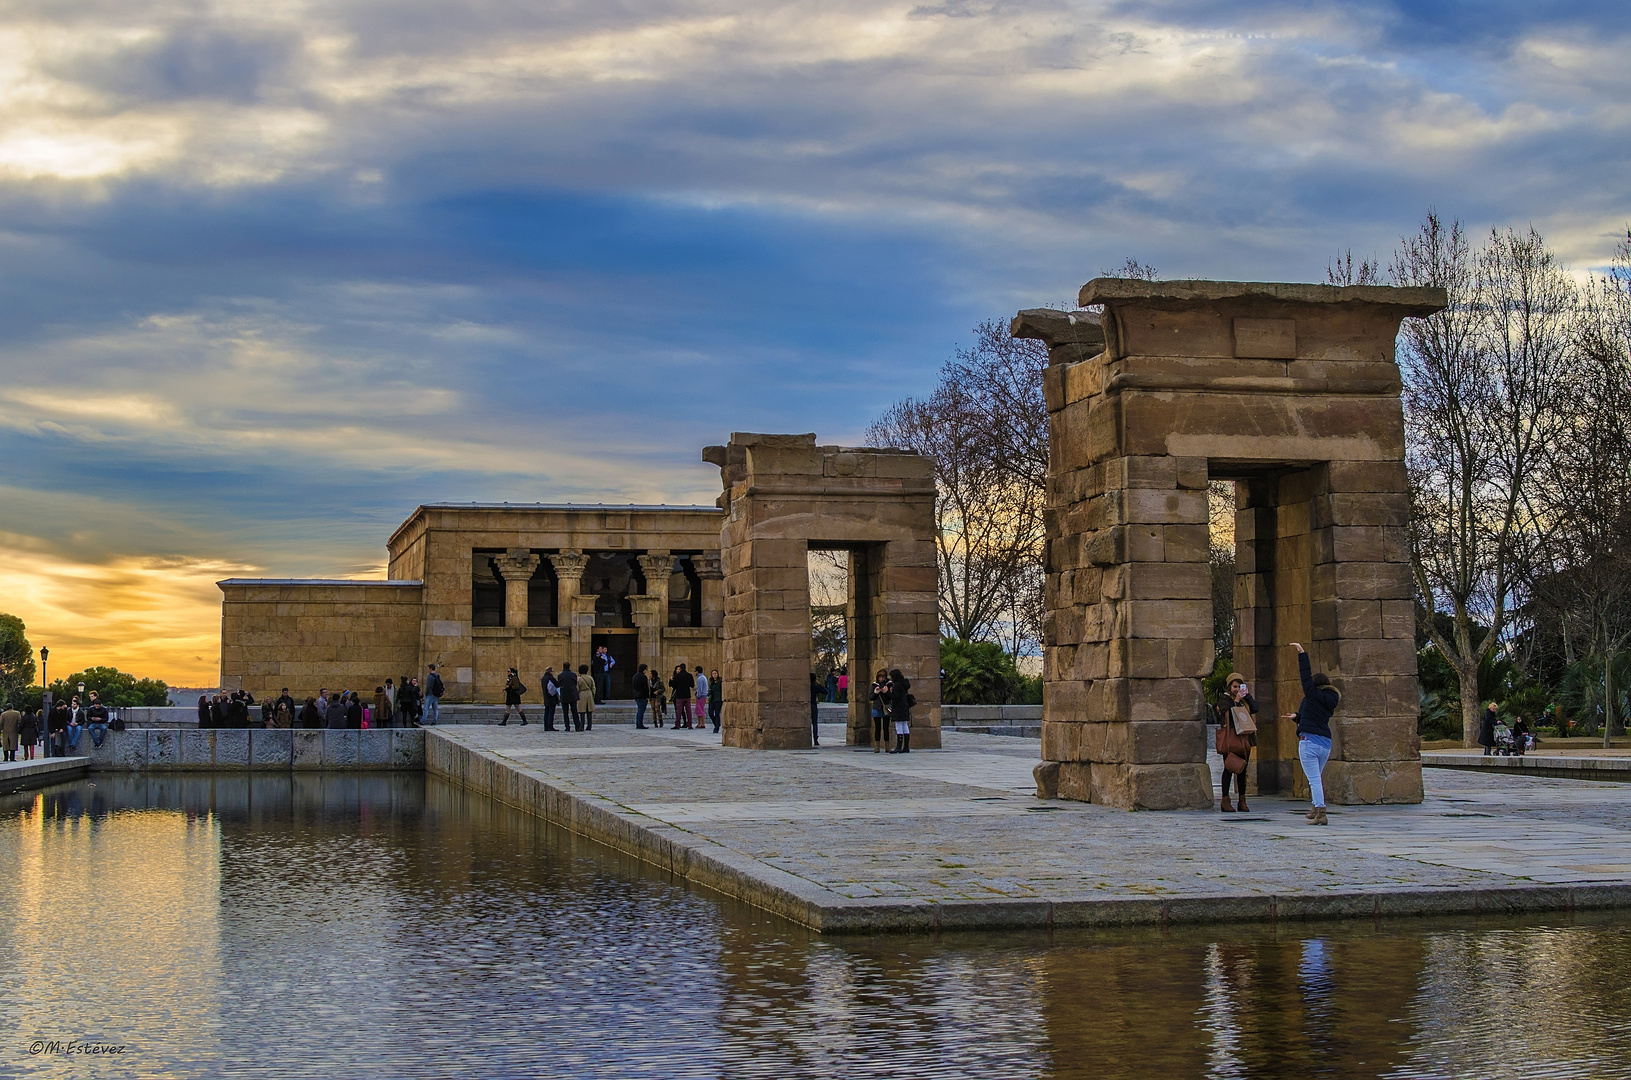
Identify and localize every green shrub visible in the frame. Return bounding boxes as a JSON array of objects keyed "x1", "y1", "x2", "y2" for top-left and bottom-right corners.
[{"x1": 941, "y1": 638, "x2": 1032, "y2": 705}]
